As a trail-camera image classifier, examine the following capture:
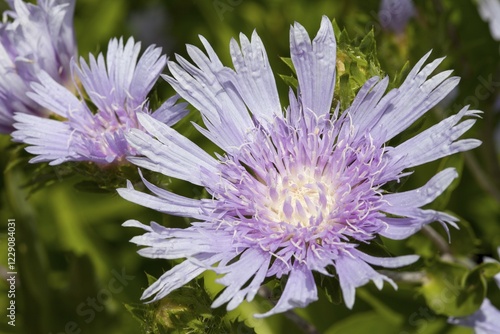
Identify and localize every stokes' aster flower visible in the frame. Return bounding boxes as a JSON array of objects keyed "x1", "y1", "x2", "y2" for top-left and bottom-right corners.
[
  {"x1": 379, "y1": 0, "x2": 415, "y2": 34},
  {"x1": 448, "y1": 248, "x2": 500, "y2": 334},
  {"x1": 119, "y1": 17, "x2": 481, "y2": 316},
  {"x1": 0, "y1": 0, "x2": 76, "y2": 133},
  {"x1": 12, "y1": 37, "x2": 187, "y2": 165}
]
